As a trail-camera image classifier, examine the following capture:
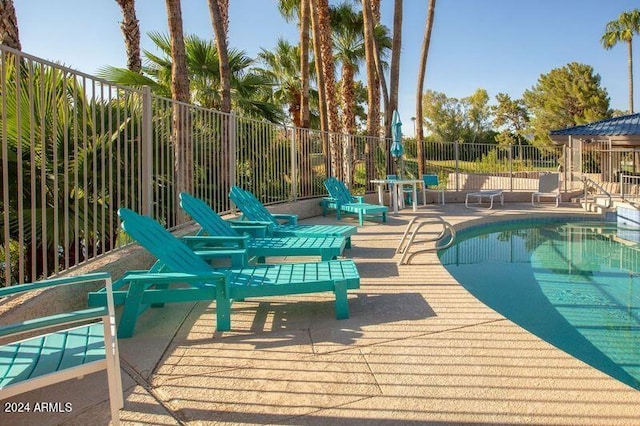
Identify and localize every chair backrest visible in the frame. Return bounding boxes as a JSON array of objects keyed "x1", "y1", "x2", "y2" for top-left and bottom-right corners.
[
  {"x1": 324, "y1": 177, "x2": 353, "y2": 204},
  {"x1": 228, "y1": 186, "x2": 278, "y2": 225},
  {"x1": 179, "y1": 192, "x2": 238, "y2": 237},
  {"x1": 386, "y1": 174, "x2": 398, "y2": 181},
  {"x1": 118, "y1": 208, "x2": 213, "y2": 274},
  {"x1": 422, "y1": 174, "x2": 439, "y2": 187},
  {"x1": 538, "y1": 172, "x2": 560, "y2": 193}
]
